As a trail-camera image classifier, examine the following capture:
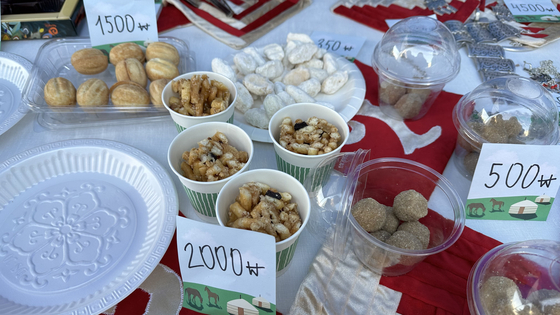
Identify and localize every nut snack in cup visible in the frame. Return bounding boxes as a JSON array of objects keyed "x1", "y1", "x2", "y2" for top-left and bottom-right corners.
[
  {"x1": 162, "y1": 71, "x2": 237, "y2": 133},
  {"x1": 372, "y1": 16, "x2": 460, "y2": 121},
  {"x1": 452, "y1": 76, "x2": 560, "y2": 179},
  {"x1": 347, "y1": 158, "x2": 465, "y2": 276},
  {"x1": 268, "y1": 103, "x2": 349, "y2": 185},
  {"x1": 215, "y1": 169, "x2": 311, "y2": 276},
  {"x1": 167, "y1": 122, "x2": 253, "y2": 223}
]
